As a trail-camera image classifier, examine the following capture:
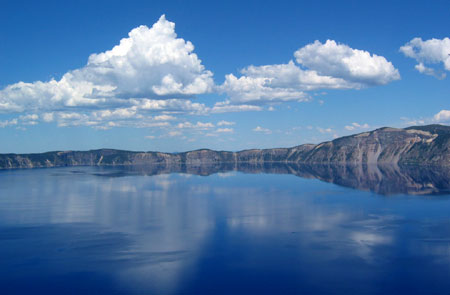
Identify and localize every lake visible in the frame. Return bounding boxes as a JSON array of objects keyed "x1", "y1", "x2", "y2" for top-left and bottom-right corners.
[{"x1": 0, "y1": 164, "x2": 449, "y2": 294}]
